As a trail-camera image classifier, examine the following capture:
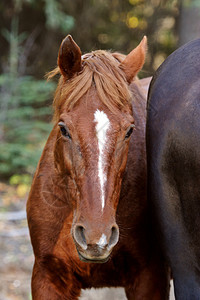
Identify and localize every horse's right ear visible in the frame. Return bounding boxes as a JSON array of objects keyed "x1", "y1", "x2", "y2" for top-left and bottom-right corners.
[{"x1": 58, "y1": 35, "x2": 82, "y2": 79}]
